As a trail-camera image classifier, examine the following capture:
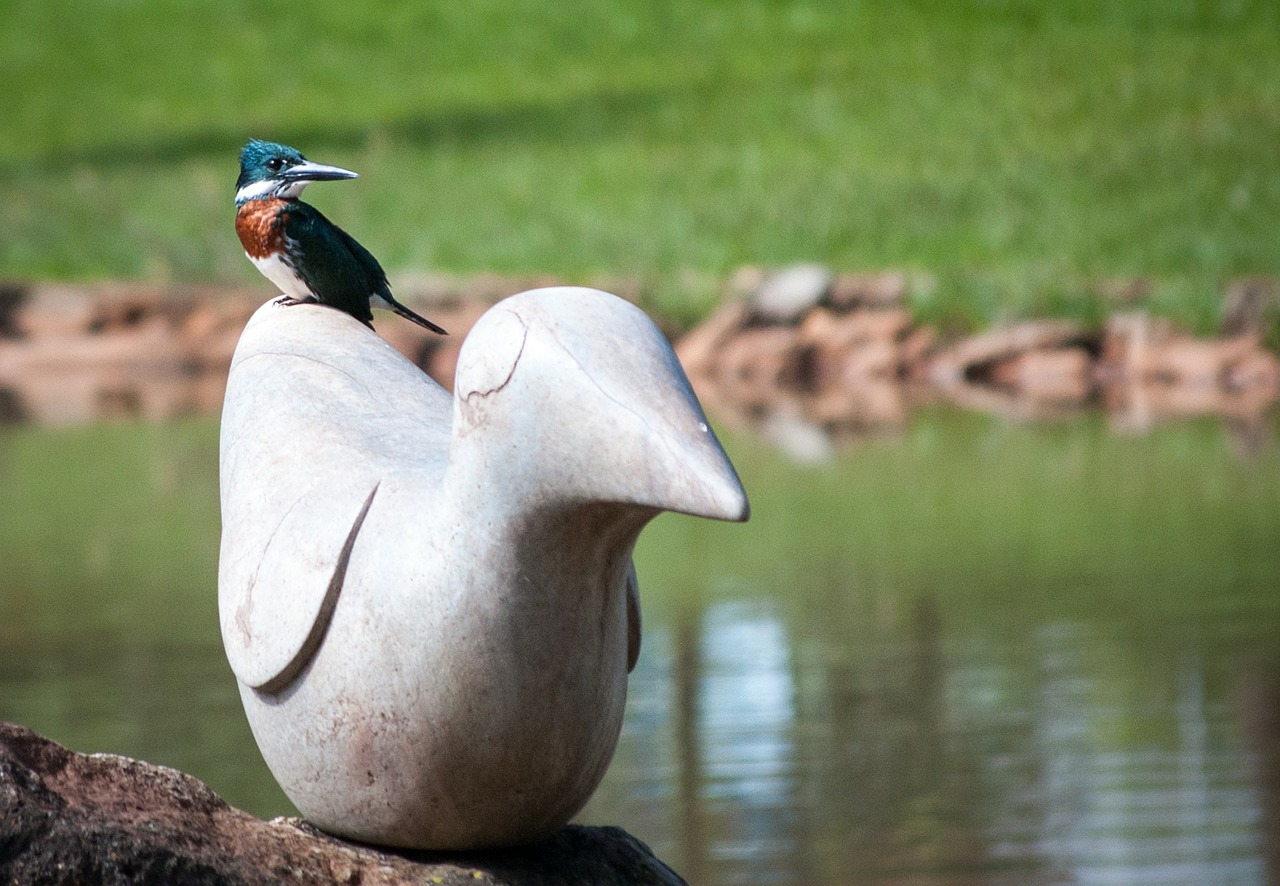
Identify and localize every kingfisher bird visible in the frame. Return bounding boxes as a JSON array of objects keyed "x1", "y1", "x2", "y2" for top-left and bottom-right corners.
[{"x1": 234, "y1": 139, "x2": 446, "y2": 335}]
